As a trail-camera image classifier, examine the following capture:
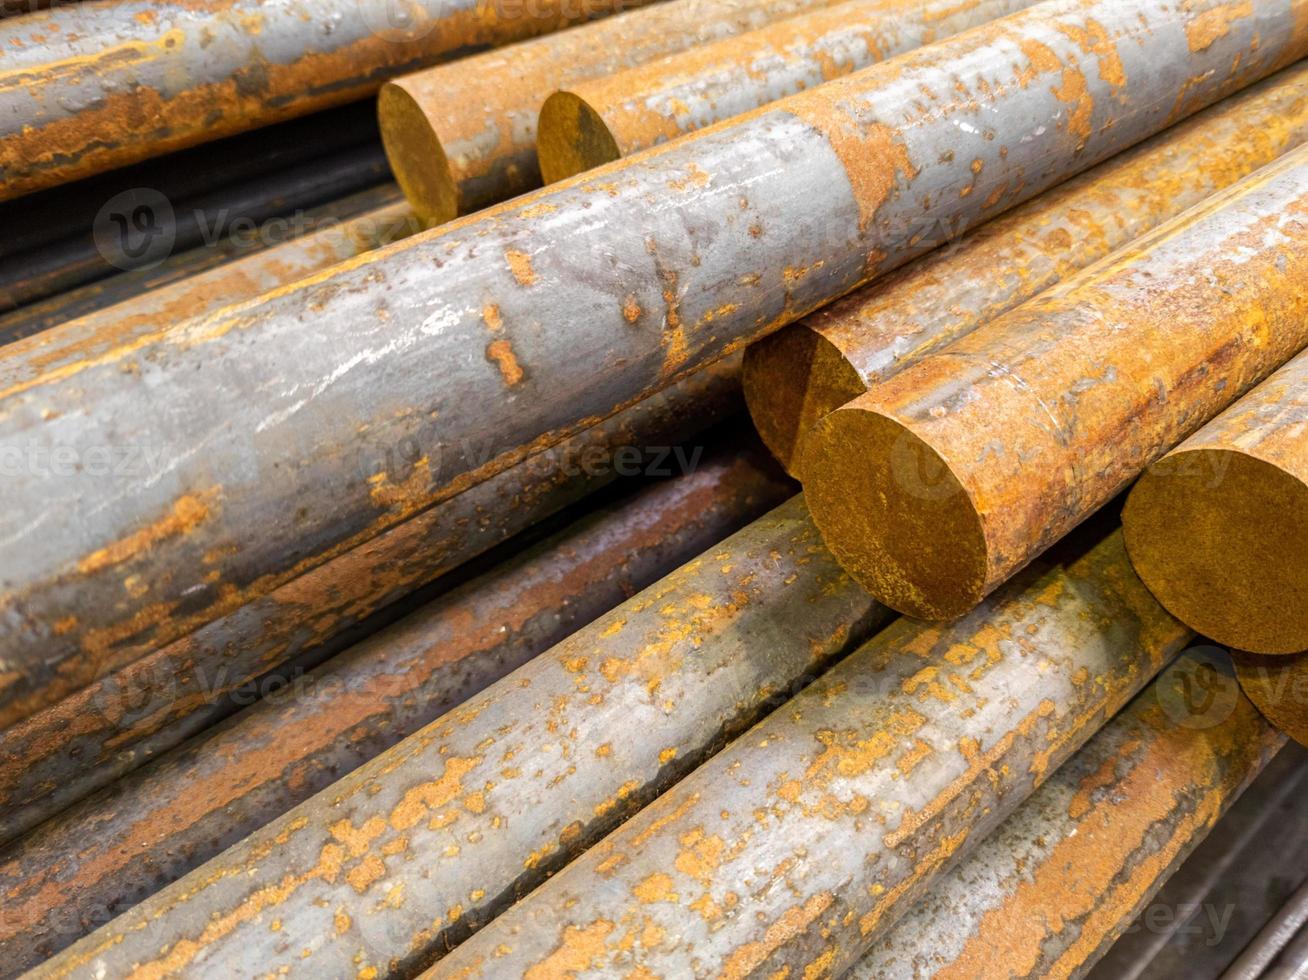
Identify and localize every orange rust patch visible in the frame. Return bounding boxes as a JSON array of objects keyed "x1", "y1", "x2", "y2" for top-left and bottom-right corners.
[
  {"x1": 486, "y1": 339, "x2": 525, "y2": 386},
  {"x1": 1185, "y1": 1, "x2": 1254, "y2": 53},
  {"x1": 523, "y1": 920, "x2": 616, "y2": 980},
  {"x1": 505, "y1": 248, "x2": 537, "y2": 286},
  {"x1": 77, "y1": 490, "x2": 216, "y2": 575},
  {"x1": 719, "y1": 892, "x2": 834, "y2": 980}
]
